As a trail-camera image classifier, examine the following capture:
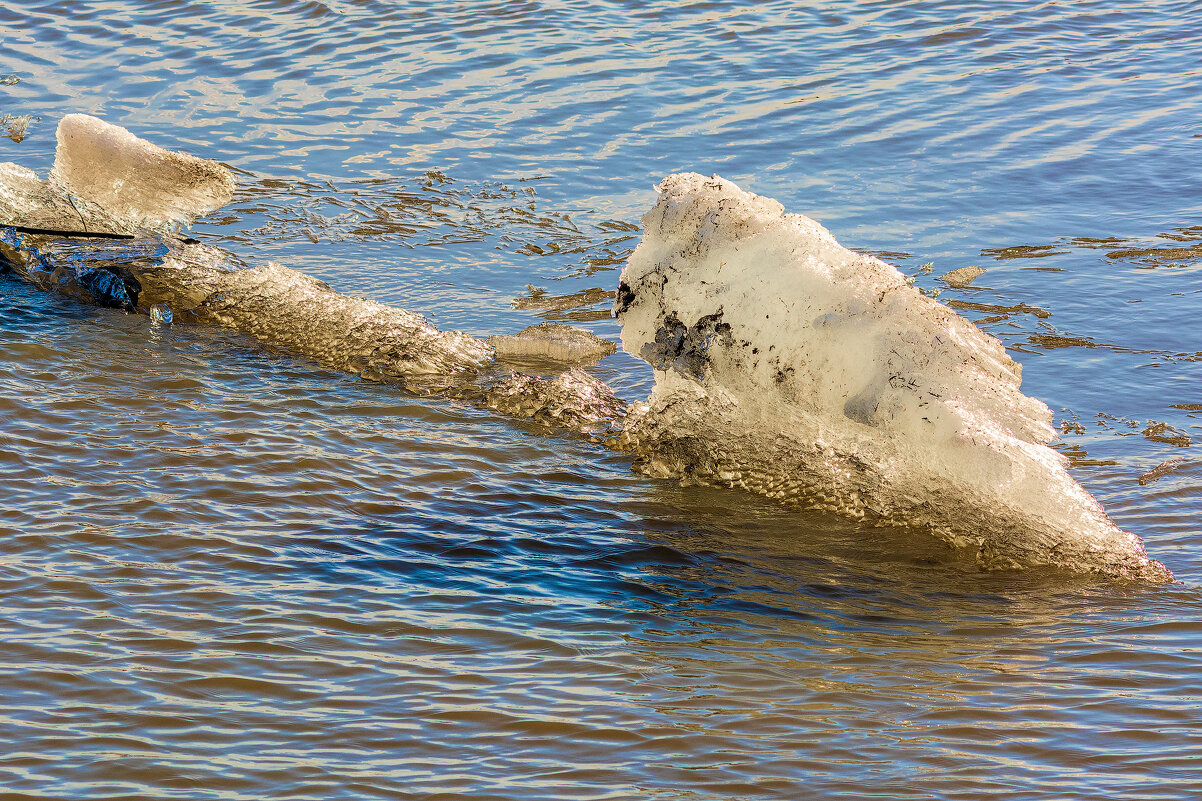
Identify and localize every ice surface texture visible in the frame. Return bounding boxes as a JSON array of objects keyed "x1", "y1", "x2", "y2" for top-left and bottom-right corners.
[
  {"x1": 615, "y1": 173, "x2": 1168, "y2": 580},
  {"x1": 489, "y1": 322, "x2": 616, "y2": 365},
  {"x1": 480, "y1": 369, "x2": 625, "y2": 433},
  {"x1": 51, "y1": 114, "x2": 235, "y2": 230}
]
